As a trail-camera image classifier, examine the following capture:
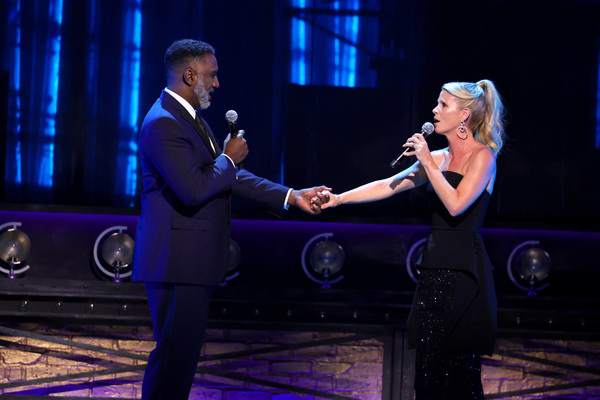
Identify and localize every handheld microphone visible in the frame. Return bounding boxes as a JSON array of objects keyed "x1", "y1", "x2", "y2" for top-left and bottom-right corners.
[
  {"x1": 225, "y1": 109, "x2": 244, "y2": 169},
  {"x1": 390, "y1": 122, "x2": 435, "y2": 169},
  {"x1": 225, "y1": 110, "x2": 239, "y2": 137}
]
